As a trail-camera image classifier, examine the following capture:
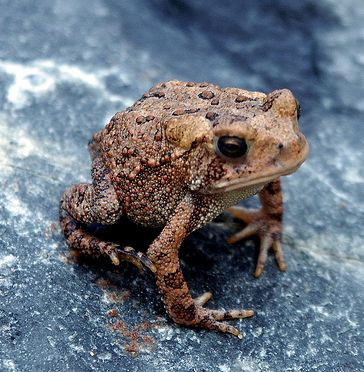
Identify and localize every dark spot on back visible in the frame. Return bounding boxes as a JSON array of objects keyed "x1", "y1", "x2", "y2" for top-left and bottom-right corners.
[
  {"x1": 205, "y1": 112, "x2": 218, "y2": 121},
  {"x1": 262, "y1": 91, "x2": 281, "y2": 111},
  {"x1": 151, "y1": 91, "x2": 165, "y2": 98},
  {"x1": 185, "y1": 108, "x2": 200, "y2": 114},
  {"x1": 136, "y1": 116, "x2": 146, "y2": 124},
  {"x1": 173, "y1": 109, "x2": 185, "y2": 116},
  {"x1": 199, "y1": 90, "x2": 215, "y2": 99},
  {"x1": 235, "y1": 95, "x2": 249, "y2": 103}
]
